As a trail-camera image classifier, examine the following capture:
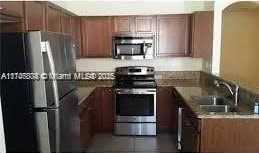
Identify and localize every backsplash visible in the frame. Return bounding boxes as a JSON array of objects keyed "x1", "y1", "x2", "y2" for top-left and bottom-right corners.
[
  {"x1": 155, "y1": 71, "x2": 200, "y2": 80},
  {"x1": 76, "y1": 58, "x2": 203, "y2": 72},
  {"x1": 75, "y1": 71, "x2": 201, "y2": 81},
  {"x1": 200, "y1": 71, "x2": 259, "y2": 106}
]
